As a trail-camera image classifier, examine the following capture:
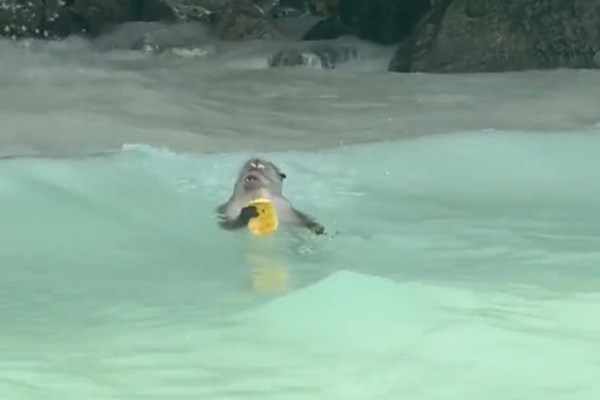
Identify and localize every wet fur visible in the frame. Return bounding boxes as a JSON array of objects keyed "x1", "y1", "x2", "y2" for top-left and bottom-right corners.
[{"x1": 216, "y1": 158, "x2": 325, "y2": 235}]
